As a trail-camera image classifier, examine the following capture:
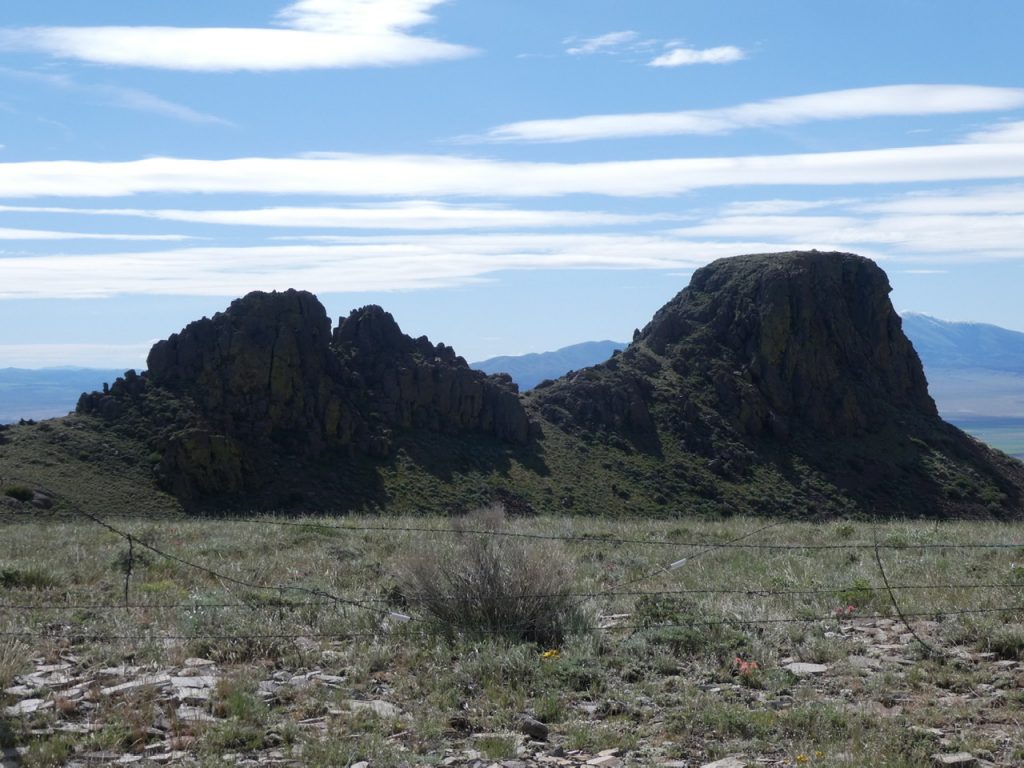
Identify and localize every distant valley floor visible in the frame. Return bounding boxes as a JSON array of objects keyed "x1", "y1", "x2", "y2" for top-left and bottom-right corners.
[{"x1": 944, "y1": 415, "x2": 1024, "y2": 460}]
